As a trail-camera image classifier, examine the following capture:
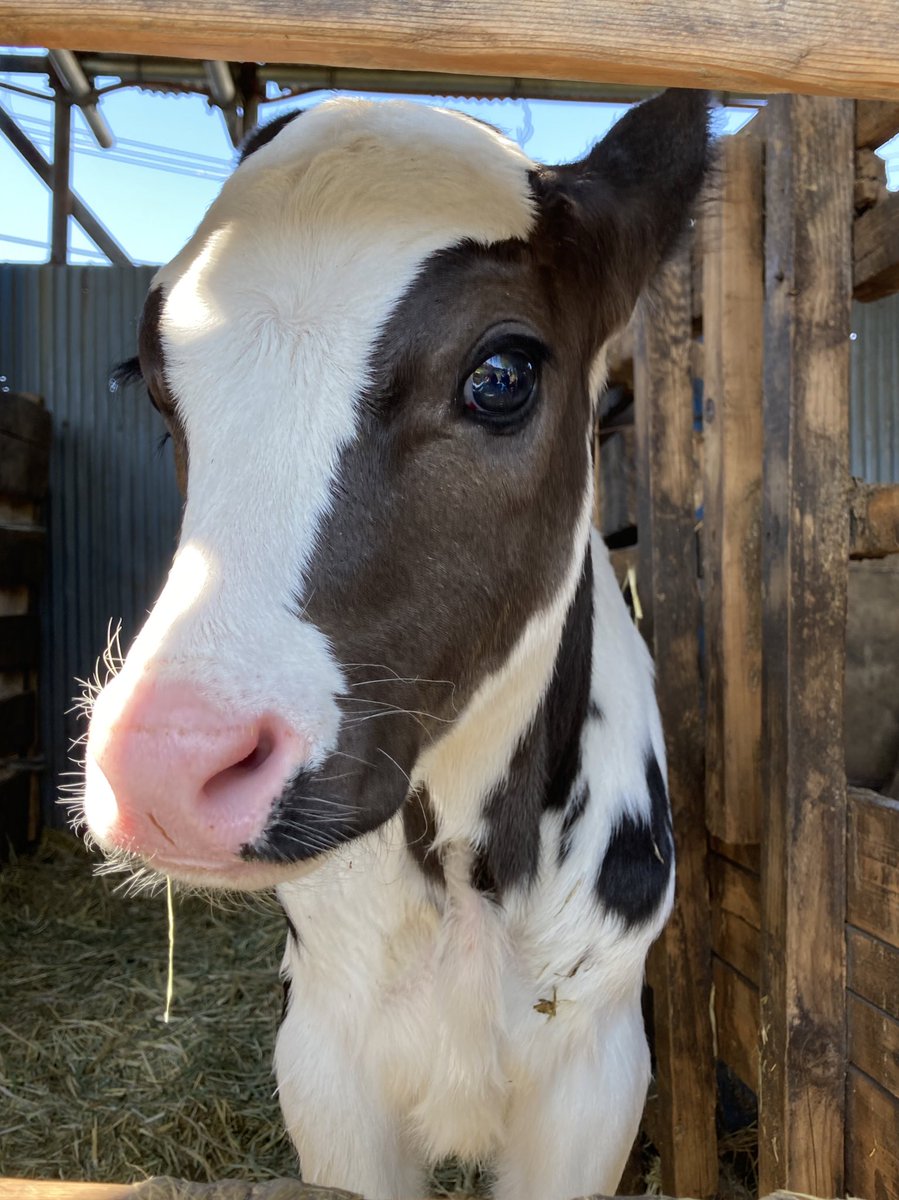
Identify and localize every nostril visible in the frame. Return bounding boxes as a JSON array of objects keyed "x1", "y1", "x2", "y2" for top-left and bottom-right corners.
[{"x1": 203, "y1": 724, "x2": 277, "y2": 801}]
